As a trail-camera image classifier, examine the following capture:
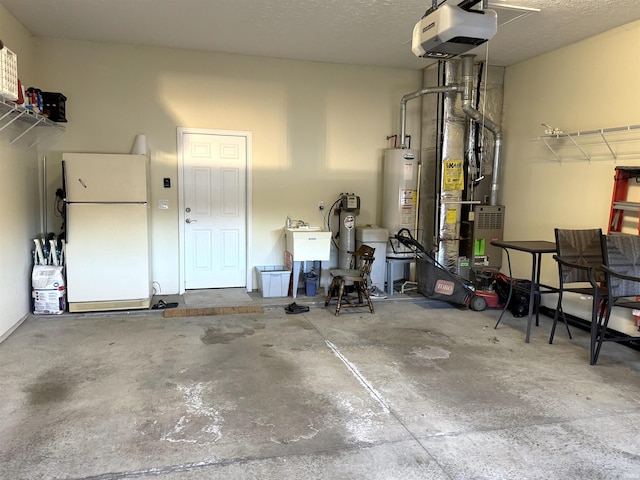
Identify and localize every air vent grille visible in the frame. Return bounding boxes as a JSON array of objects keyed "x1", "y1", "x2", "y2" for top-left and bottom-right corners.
[{"x1": 476, "y1": 209, "x2": 504, "y2": 230}]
